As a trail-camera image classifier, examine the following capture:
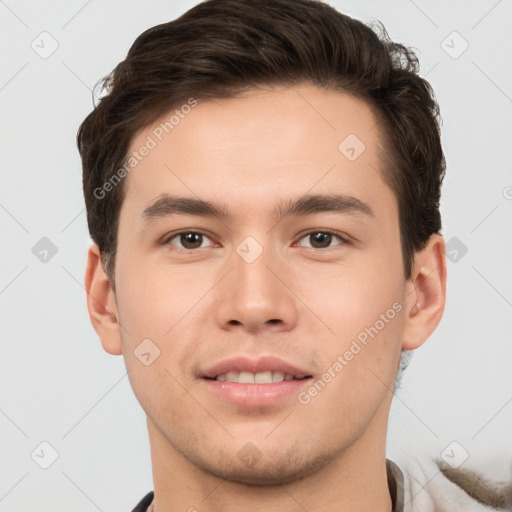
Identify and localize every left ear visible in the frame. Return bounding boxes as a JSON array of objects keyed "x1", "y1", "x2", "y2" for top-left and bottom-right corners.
[{"x1": 402, "y1": 233, "x2": 447, "y2": 351}]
